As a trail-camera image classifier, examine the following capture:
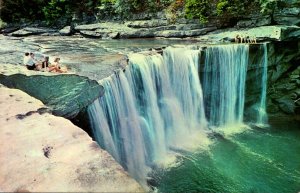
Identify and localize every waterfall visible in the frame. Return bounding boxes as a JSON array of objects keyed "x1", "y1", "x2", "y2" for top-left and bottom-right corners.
[
  {"x1": 87, "y1": 44, "x2": 268, "y2": 185},
  {"x1": 256, "y1": 43, "x2": 268, "y2": 126},
  {"x1": 201, "y1": 44, "x2": 249, "y2": 128},
  {"x1": 88, "y1": 47, "x2": 208, "y2": 186}
]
